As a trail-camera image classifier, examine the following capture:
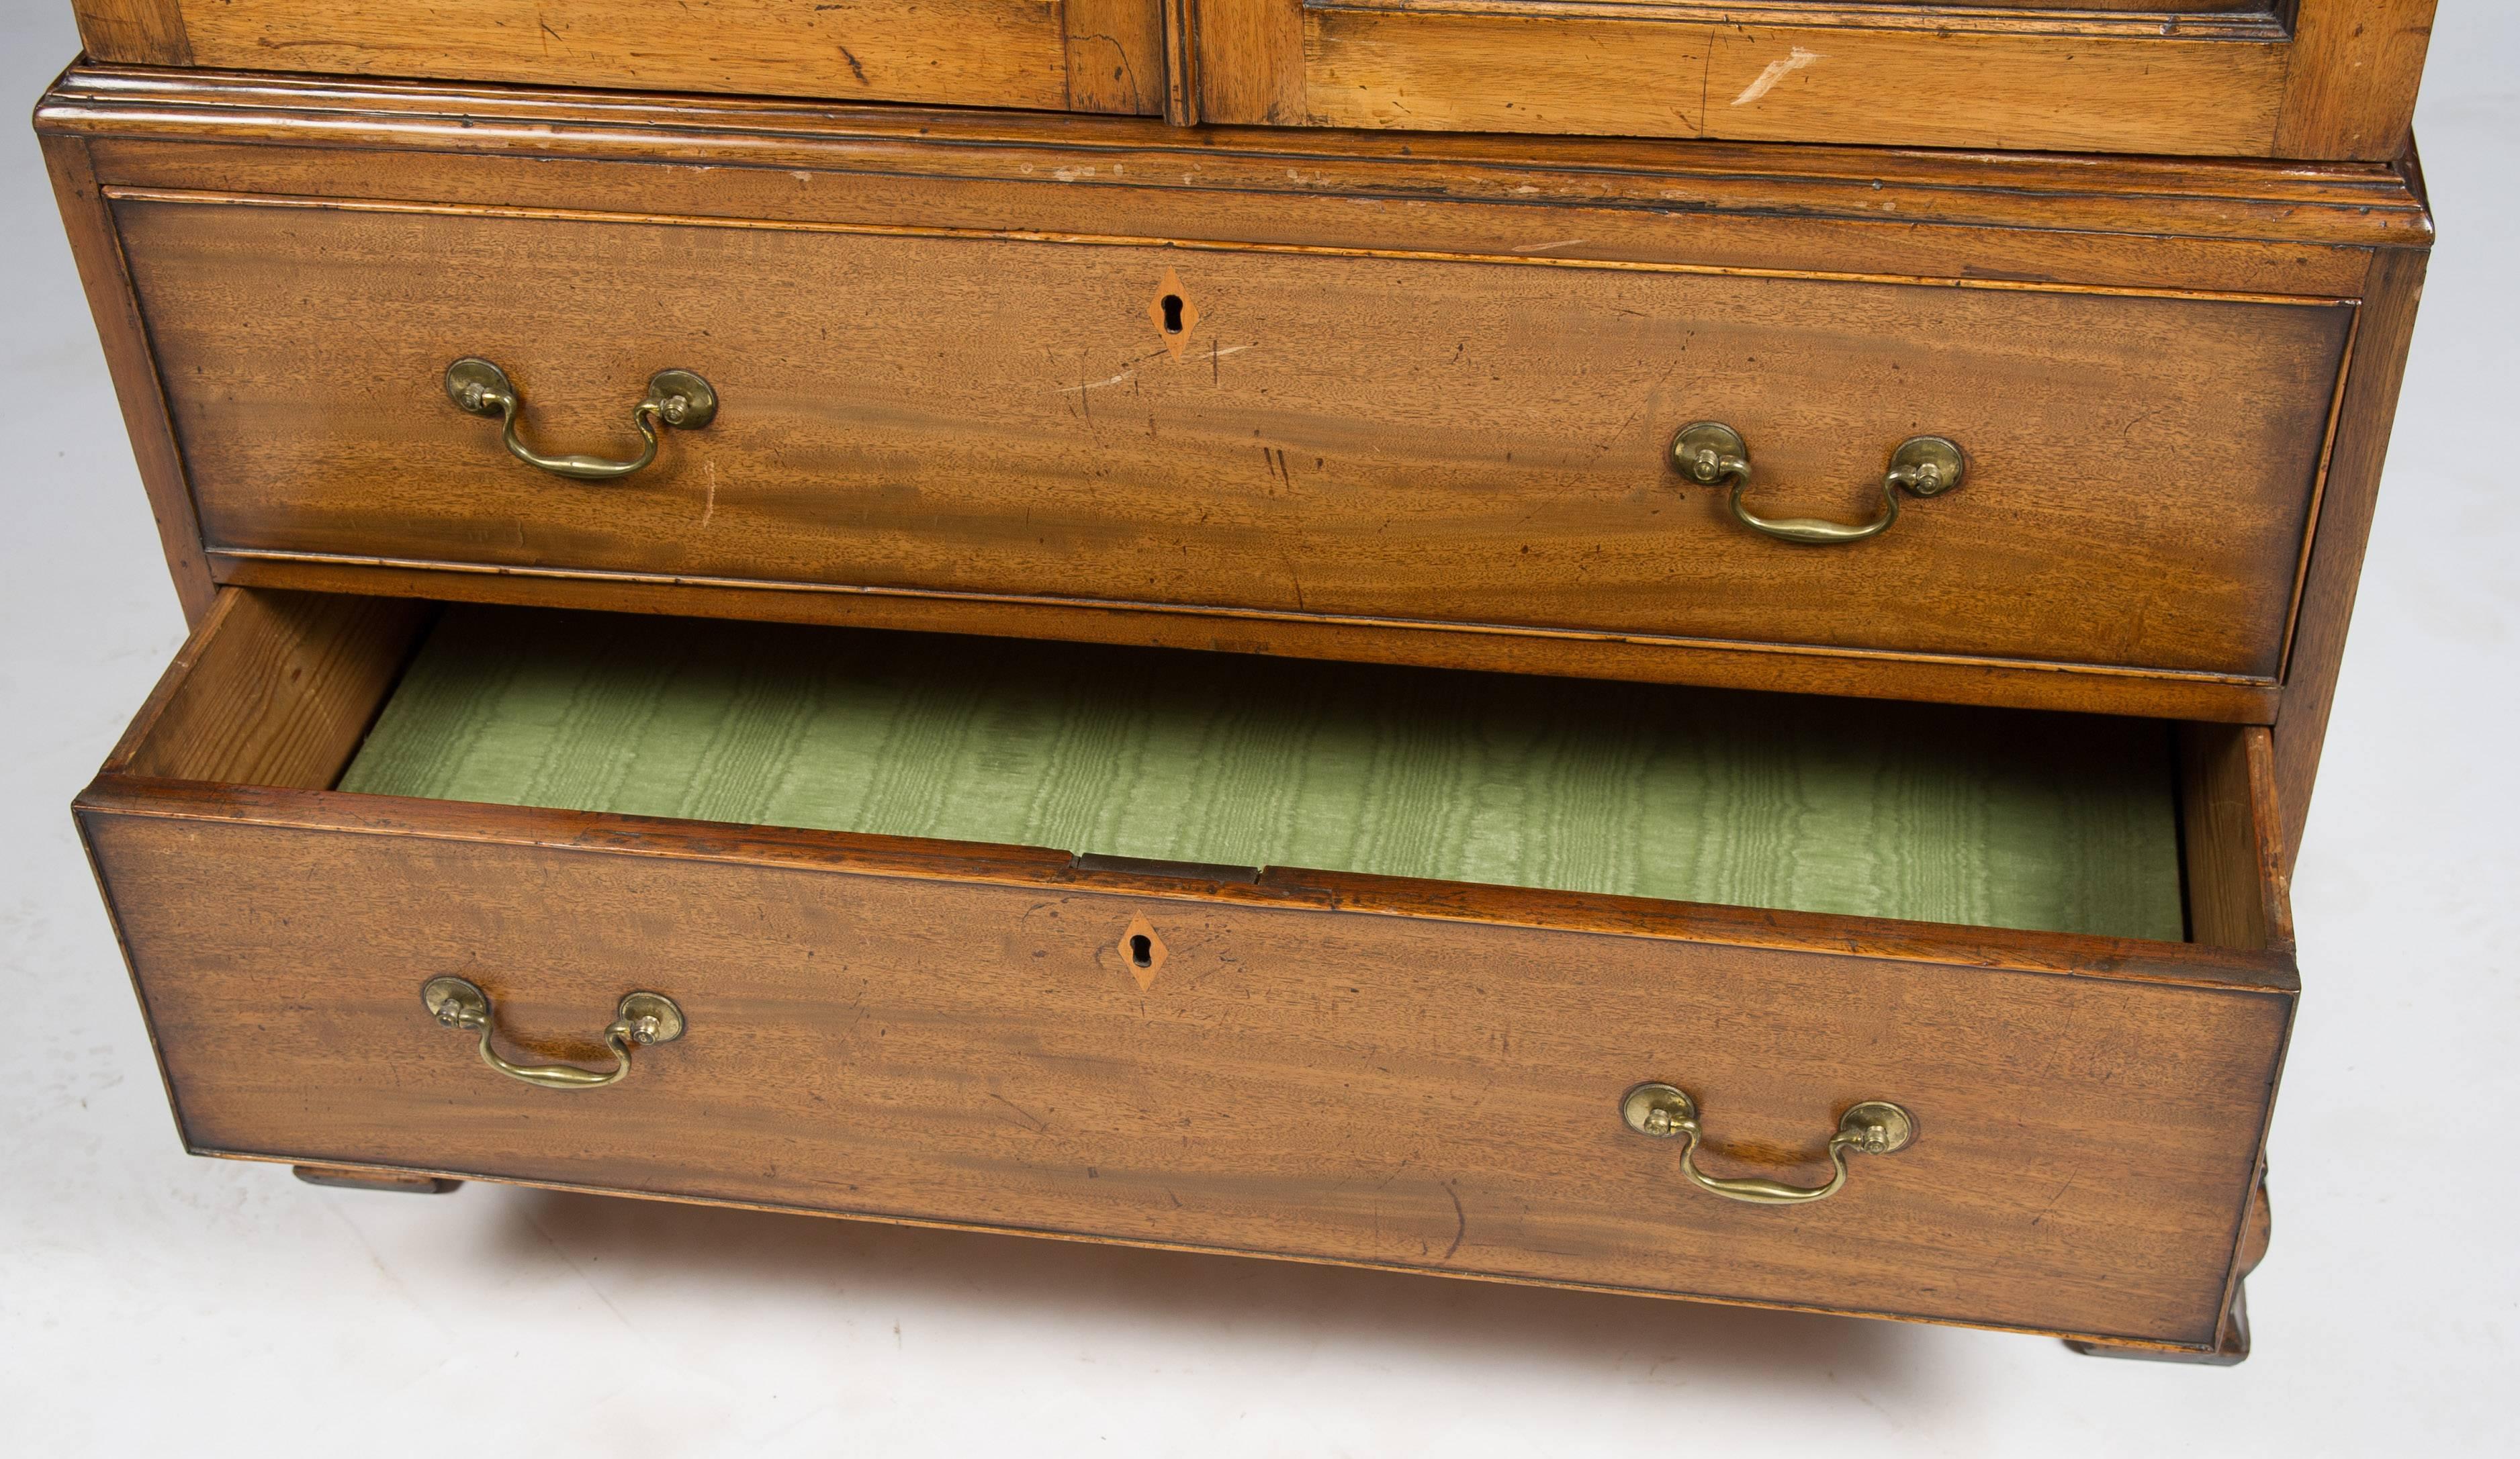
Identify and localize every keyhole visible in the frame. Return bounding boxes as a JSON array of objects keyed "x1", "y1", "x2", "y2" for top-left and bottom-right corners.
[
  {"x1": 1160, "y1": 295, "x2": 1185, "y2": 333},
  {"x1": 1130, "y1": 933, "x2": 1154, "y2": 968}
]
